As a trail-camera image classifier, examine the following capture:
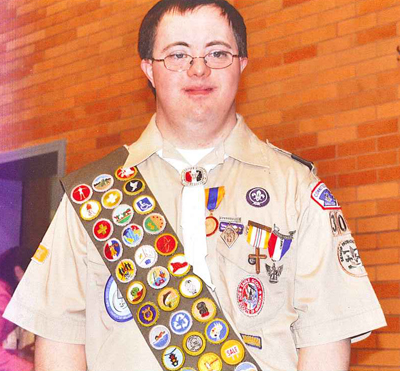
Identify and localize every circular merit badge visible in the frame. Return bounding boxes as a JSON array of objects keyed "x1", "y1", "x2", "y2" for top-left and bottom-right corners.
[
  {"x1": 93, "y1": 219, "x2": 113, "y2": 242},
  {"x1": 112, "y1": 204, "x2": 133, "y2": 227},
  {"x1": 71, "y1": 184, "x2": 92, "y2": 204},
  {"x1": 92, "y1": 174, "x2": 114, "y2": 193},
  {"x1": 155, "y1": 234, "x2": 178, "y2": 256},
  {"x1": 147, "y1": 266, "x2": 170, "y2": 290},
  {"x1": 104, "y1": 276, "x2": 132, "y2": 323},
  {"x1": 135, "y1": 245, "x2": 158, "y2": 269},
  {"x1": 237, "y1": 277, "x2": 265, "y2": 317},
  {"x1": 192, "y1": 298, "x2": 217, "y2": 323},
  {"x1": 133, "y1": 195, "x2": 156, "y2": 215},
  {"x1": 246, "y1": 187, "x2": 270, "y2": 208},
  {"x1": 183, "y1": 331, "x2": 206, "y2": 356},
  {"x1": 205, "y1": 318, "x2": 229, "y2": 344},
  {"x1": 206, "y1": 215, "x2": 219, "y2": 237},
  {"x1": 179, "y1": 275, "x2": 202, "y2": 299},
  {"x1": 137, "y1": 302, "x2": 159, "y2": 327},
  {"x1": 126, "y1": 281, "x2": 146, "y2": 305},
  {"x1": 80, "y1": 200, "x2": 101, "y2": 221},
  {"x1": 149, "y1": 324, "x2": 171, "y2": 350},
  {"x1": 123, "y1": 178, "x2": 145, "y2": 196},
  {"x1": 122, "y1": 223, "x2": 144, "y2": 248},
  {"x1": 198, "y1": 353, "x2": 222, "y2": 371},
  {"x1": 337, "y1": 239, "x2": 367, "y2": 277},
  {"x1": 103, "y1": 238, "x2": 123, "y2": 262},
  {"x1": 115, "y1": 259, "x2": 136, "y2": 283},
  {"x1": 102, "y1": 189, "x2": 123, "y2": 209},
  {"x1": 115, "y1": 165, "x2": 137, "y2": 181},
  {"x1": 158, "y1": 287, "x2": 180, "y2": 312},
  {"x1": 235, "y1": 362, "x2": 258, "y2": 371},
  {"x1": 162, "y1": 346, "x2": 185, "y2": 371},
  {"x1": 168, "y1": 254, "x2": 190, "y2": 277},
  {"x1": 221, "y1": 340, "x2": 245, "y2": 366},
  {"x1": 143, "y1": 213, "x2": 166, "y2": 235},
  {"x1": 169, "y1": 310, "x2": 193, "y2": 335}
]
